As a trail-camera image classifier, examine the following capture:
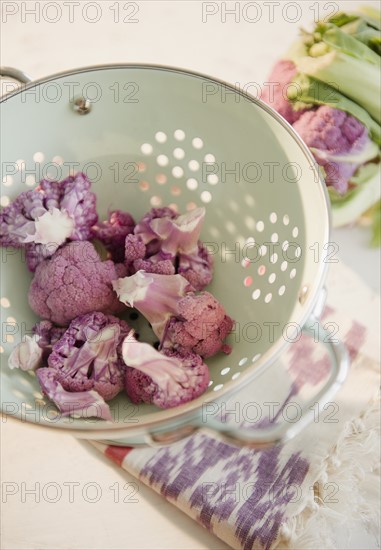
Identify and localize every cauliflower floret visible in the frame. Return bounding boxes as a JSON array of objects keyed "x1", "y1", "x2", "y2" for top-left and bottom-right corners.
[
  {"x1": 92, "y1": 210, "x2": 135, "y2": 263},
  {"x1": 8, "y1": 336, "x2": 43, "y2": 372},
  {"x1": 28, "y1": 241, "x2": 126, "y2": 326},
  {"x1": 113, "y1": 271, "x2": 233, "y2": 358},
  {"x1": 293, "y1": 105, "x2": 375, "y2": 194},
  {"x1": 134, "y1": 206, "x2": 178, "y2": 248},
  {"x1": 261, "y1": 61, "x2": 377, "y2": 195},
  {"x1": 37, "y1": 368, "x2": 113, "y2": 421},
  {"x1": 261, "y1": 60, "x2": 306, "y2": 124},
  {"x1": 8, "y1": 320, "x2": 66, "y2": 371},
  {"x1": 36, "y1": 312, "x2": 130, "y2": 420},
  {"x1": 125, "y1": 234, "x2": 175, "y2": 275},
  {"x1": 125, "y1": 207, "x2": 213, "y2": 290},
  {"x1": 0, "y1": 172, "x2": 98, "y2": 271},
  {"x1": 33, "y1": 319, "x2": 66, "y2": 347},
  {"x1": 163, "y1": 291, "x2": 234, "y2": 358},
  {"x1": 47, "y1": 311, "x2": 129, "y2": 399},
  {"x1": 122, "y1": 331, "x2": 210, "y2": 408},
  {"x1": 177, "y1": 241, "x2": 213, "y2": 292}
]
